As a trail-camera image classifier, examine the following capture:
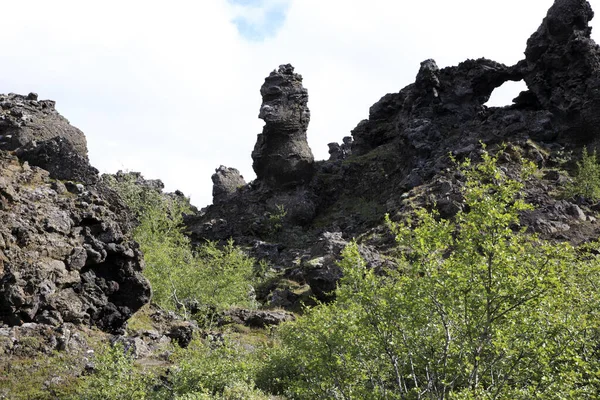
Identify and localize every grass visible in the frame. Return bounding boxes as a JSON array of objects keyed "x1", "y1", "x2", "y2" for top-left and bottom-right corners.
[
  {"x1": 126, "y1": 304, "x2": 156, "y2": 333},
  {"x1": 0, "y1": 351, "x2": 81, "y2": 399}
]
